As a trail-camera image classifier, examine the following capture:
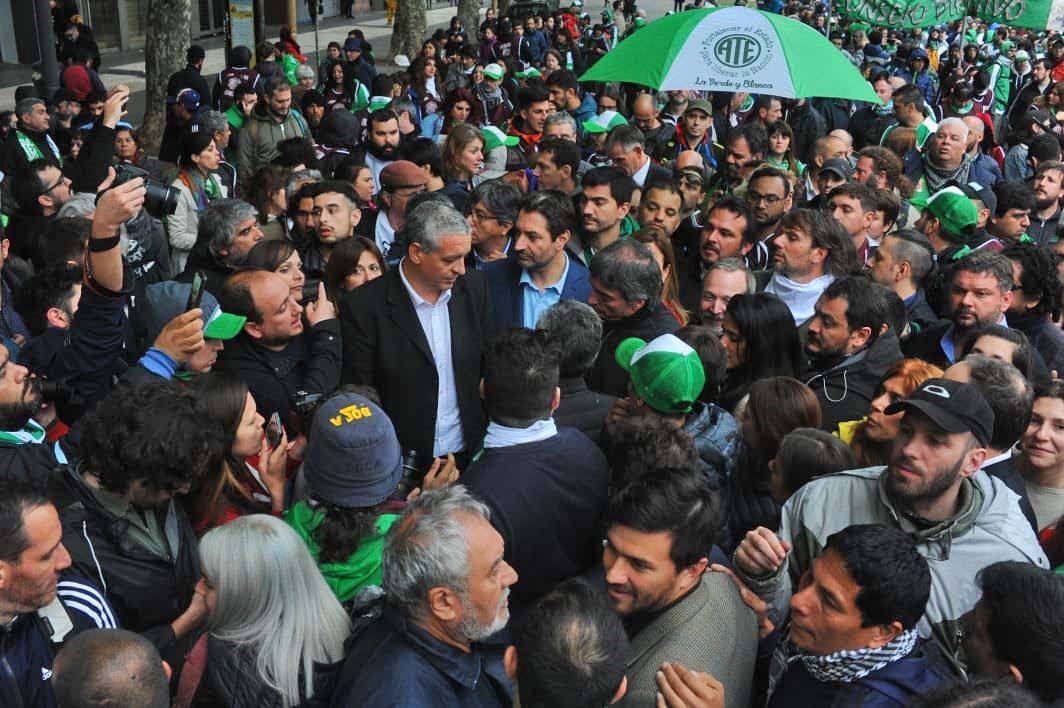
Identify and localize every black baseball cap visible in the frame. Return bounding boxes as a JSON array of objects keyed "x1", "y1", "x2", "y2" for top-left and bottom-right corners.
[{"x1": 885, "y1": 378, "x2": 994, "y2": 446}]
